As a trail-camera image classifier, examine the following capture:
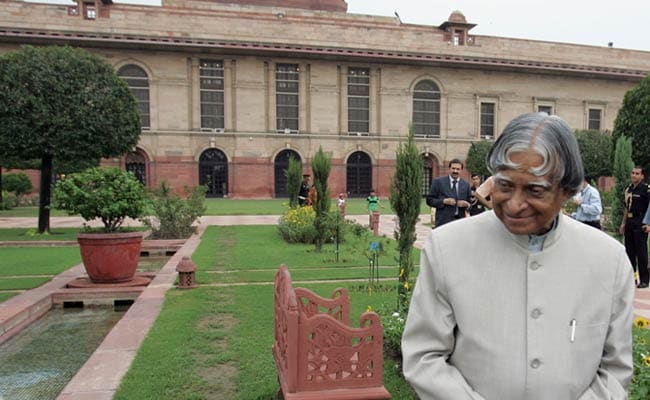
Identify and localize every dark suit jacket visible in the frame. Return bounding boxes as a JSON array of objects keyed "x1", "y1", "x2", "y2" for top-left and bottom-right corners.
[{"x1": 426, "y1": 175, "x2": 472, "y2": 227}]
